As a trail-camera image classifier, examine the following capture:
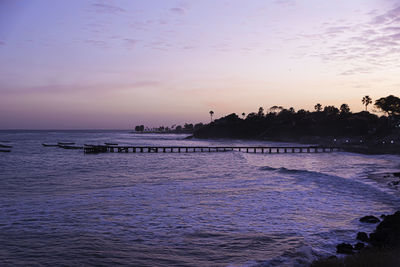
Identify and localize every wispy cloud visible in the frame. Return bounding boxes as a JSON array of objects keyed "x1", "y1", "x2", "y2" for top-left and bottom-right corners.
[
  {"x1": 123, "y1": 38, "x2": 138, "y2": 49},
  {"x1": 372, "y1": 6, "x2": 400, "y2": 24},
  {"x1": 0, "y1": 80, "x2": 160, "y2": 95},
  {"x1": 274, "y1": 0, "x2": 296, "y2": 6},
  {"x1": 85, "y1": 39, "x2": 110, "y2": 49},
  {"x1": 0, "y1": 40, "x2": 5, "y2": 46},
  {"x1": 170, "y1": 7, "x2": 186, "y2": 15},
  {"x1": 302, "y1": 5, "x2": 400, "y2": 75},
  {"x1": 91, "y1": 1, "x2": 126, "y2": 14}
]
